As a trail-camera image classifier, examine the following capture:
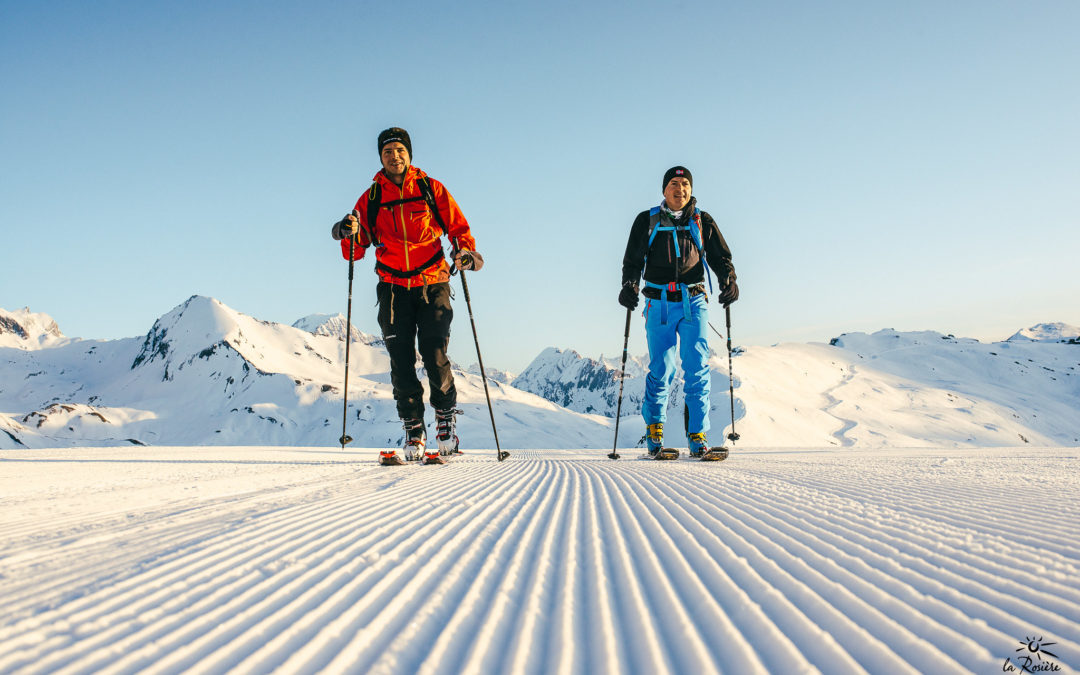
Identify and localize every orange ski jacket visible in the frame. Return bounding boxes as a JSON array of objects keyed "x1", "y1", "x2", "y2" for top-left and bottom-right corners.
[{"x1": 340, "y1": 166, "x2": 476, "y2": 288}]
